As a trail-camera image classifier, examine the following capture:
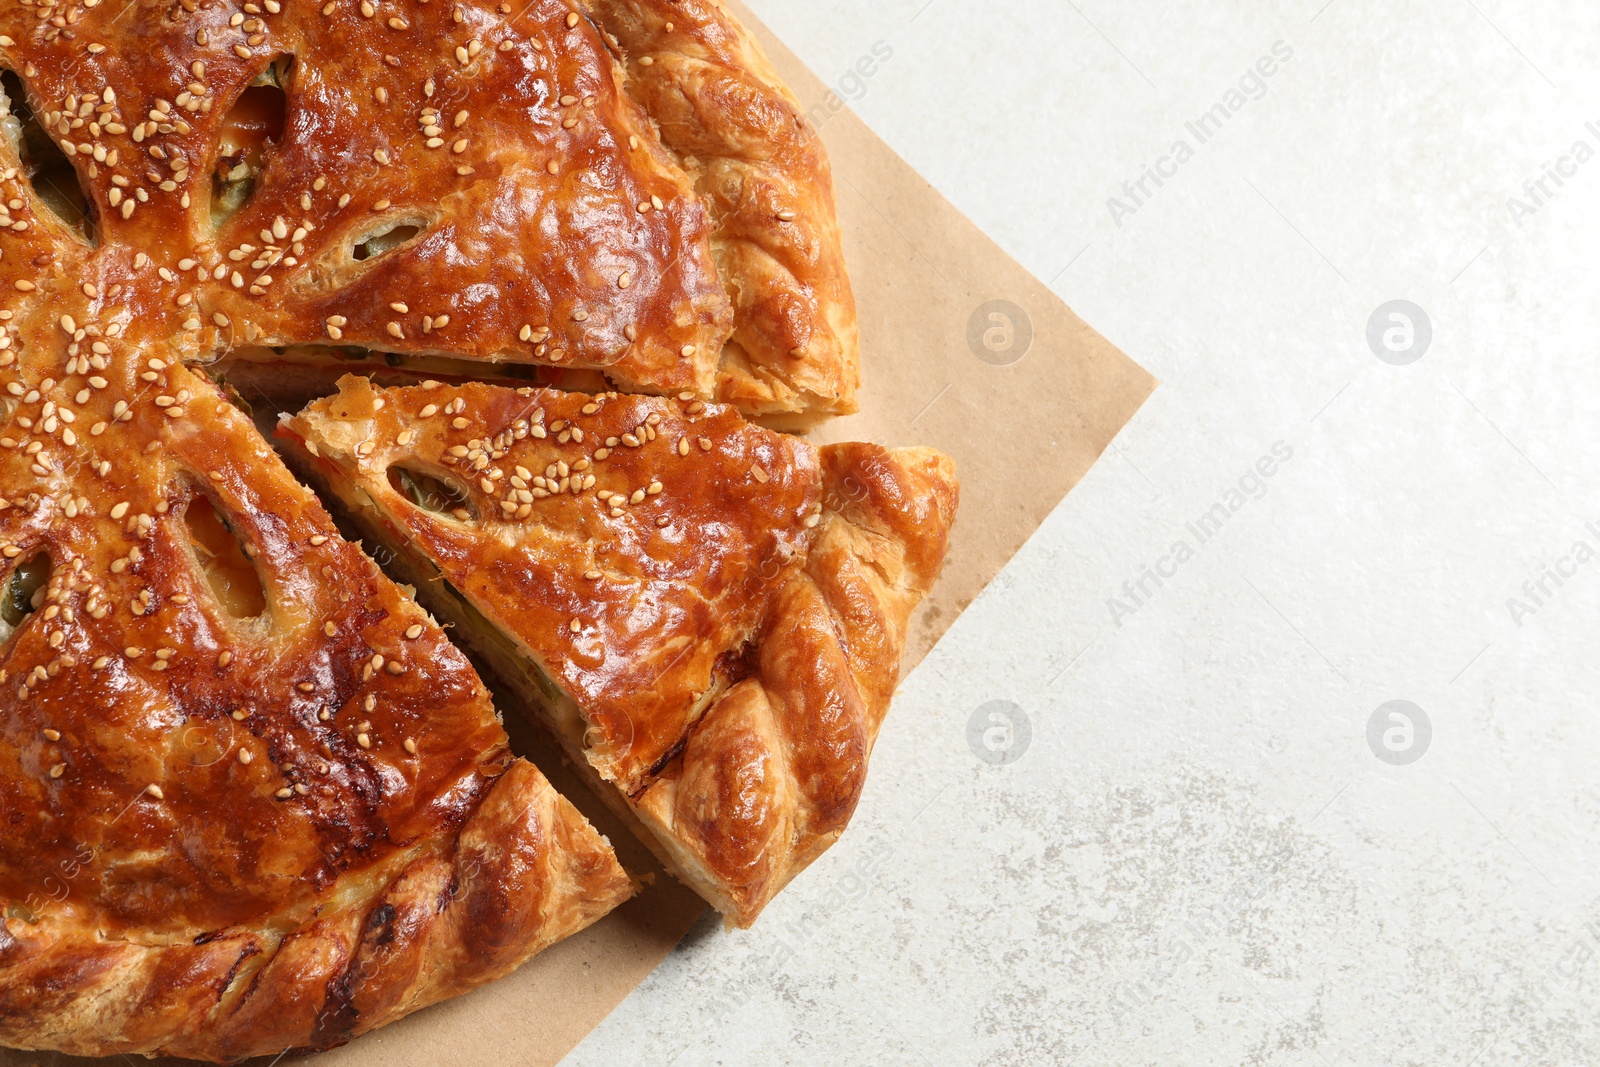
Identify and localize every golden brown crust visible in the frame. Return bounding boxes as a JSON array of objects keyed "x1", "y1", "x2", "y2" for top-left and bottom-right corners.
[
  {"x1": 0, "y1": 274, "x2": 630, "y2": 1057},
  {"x1": 0, "y1": 0, "x2": 855, "y2": 418},
  {"x1": 632, "y1": 443, "x2": 957, "y2": 922},
  {"x1": 1, "y1": 761, "x2": 631, "y2": 1061},
  {"x1": 2, "y1": 0, "x2": 731, "y2": 393},
  {"x1": 286, "y1": 380, "x2": 955, "y2": 926},
  {"x1": 576, "y1": 0, "x2": 861, "y2": 422}
]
